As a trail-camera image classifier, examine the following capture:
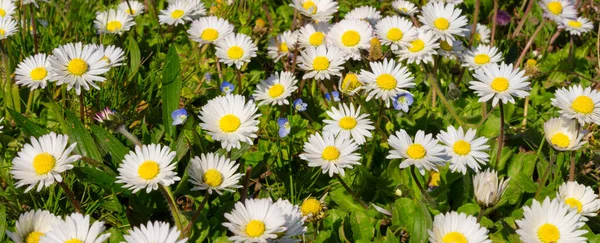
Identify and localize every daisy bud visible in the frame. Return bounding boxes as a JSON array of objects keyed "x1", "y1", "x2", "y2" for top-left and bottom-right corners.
[
  {"x1": 368, "y1": 37, "x2": 384, "y2": 61},
  {"x1": 94, "y1": 107, "x2": 125, "y2": 130},
  {"x1": 472, "y1": 169, "x2": 510, "y2": 208}
]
